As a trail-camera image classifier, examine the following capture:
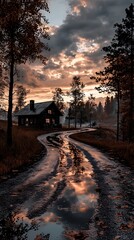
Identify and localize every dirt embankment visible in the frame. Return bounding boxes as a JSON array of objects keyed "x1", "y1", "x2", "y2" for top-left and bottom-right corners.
[{"x1": 70, "y1": 127, "x2": 134, "y2": 169}]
